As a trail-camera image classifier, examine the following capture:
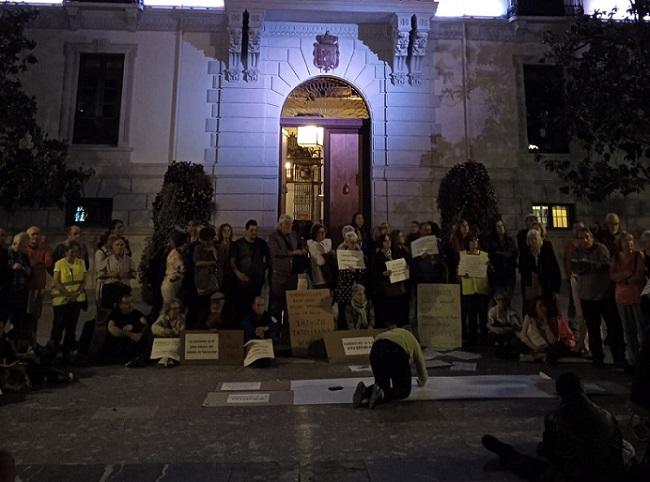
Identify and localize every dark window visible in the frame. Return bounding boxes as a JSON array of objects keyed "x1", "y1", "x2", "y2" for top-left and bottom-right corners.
[
  {"x1": 508, "y1": 1, "x2": 582, "y2": 17},
  {"x1": 532, "y1": 203, "x2": 575, "y2": 230},
  {"x1": 73, "y1": 53, "x2": 125, "y2": 145},
  {"x1": 523, "y1": 64, "x2": 569, "y2": 154},
  {"x1": 65, "y1": 198, "x2": 113, "y2": 228}
]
